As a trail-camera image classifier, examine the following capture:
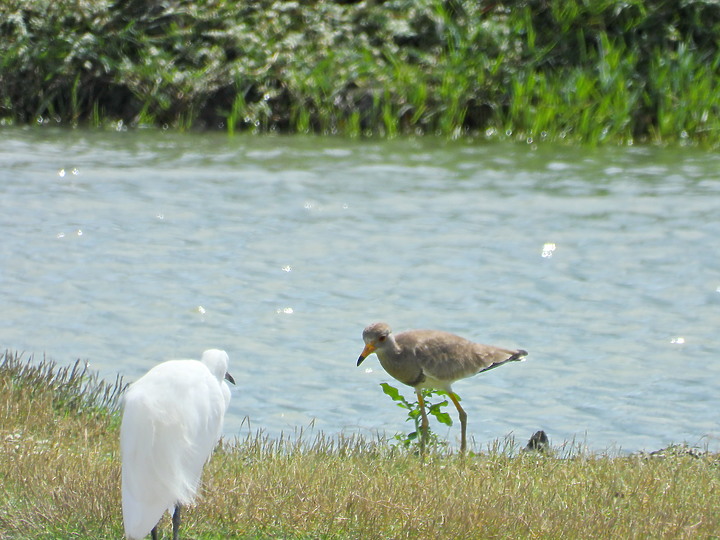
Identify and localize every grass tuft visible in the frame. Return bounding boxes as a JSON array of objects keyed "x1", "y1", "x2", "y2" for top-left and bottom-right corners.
[
  {"x1": 0, "y1": 350, "x2": 126, "y2": 538},
  {"x1": 1, "y1": 350, "x2": 126, "y2": 417}
]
